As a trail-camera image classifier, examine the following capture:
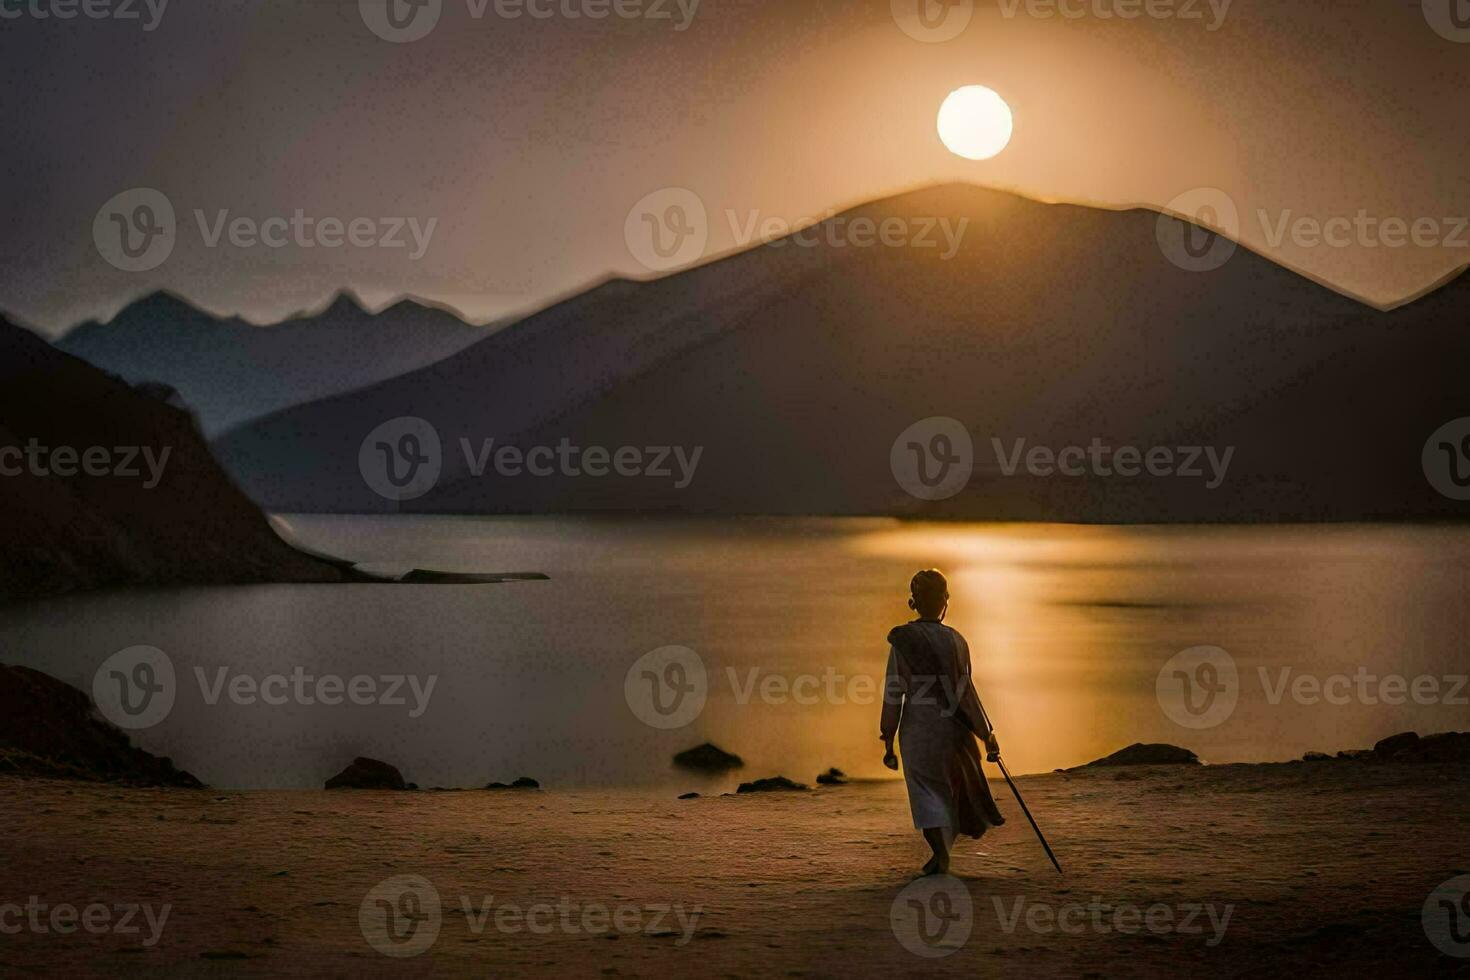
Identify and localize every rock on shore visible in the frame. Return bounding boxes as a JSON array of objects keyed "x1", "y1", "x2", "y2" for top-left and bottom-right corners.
[
  {"x1": 1075, "y1": 743, "x2": 1202, "y2": 769},
  {"x1": 673, "y1": 743, "x2": 744, "y2": 772},
  {"x1": 736, "y1": 776, "x2": 808, "y2": 794},
  {"x1": 324, "y1": 758, "x2": 407, "y2": 791},
  {"x1": 1301, "y1": 731, "x2": 1470, "y2": 763}
]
